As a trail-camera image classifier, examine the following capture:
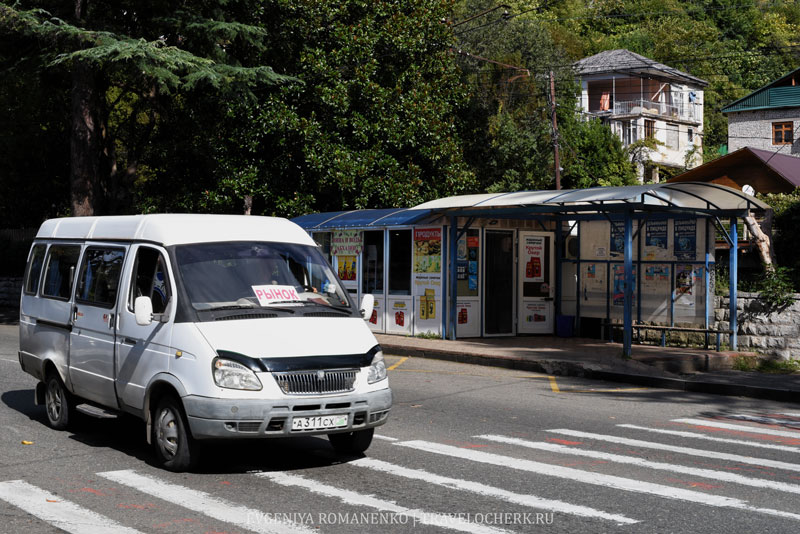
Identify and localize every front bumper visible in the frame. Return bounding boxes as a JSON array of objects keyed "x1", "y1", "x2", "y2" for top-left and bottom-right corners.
[{"x1": 183, "y1": 387, "x2": 392, "y2": 440}]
